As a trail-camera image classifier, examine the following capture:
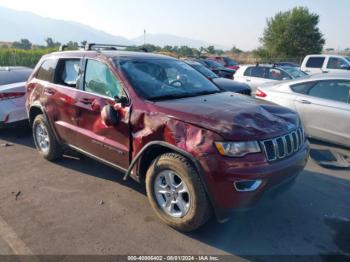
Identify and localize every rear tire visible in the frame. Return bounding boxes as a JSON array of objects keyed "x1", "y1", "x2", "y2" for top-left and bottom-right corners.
[
  {"x1": 32, "y1": 114, "x2": 63, "y2": 161},
  {"x1": 146, "y1": 153, "x2": 212, "y2": 232}
]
